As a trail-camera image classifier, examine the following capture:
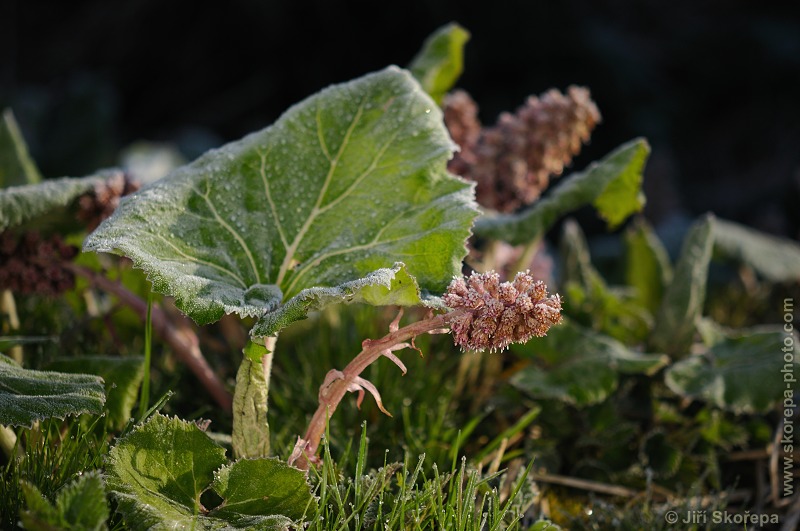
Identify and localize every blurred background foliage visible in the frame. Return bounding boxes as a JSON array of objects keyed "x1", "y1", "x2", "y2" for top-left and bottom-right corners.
[{"x1": 1, "y1": 0, "x2": 798, "y2": 241}]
